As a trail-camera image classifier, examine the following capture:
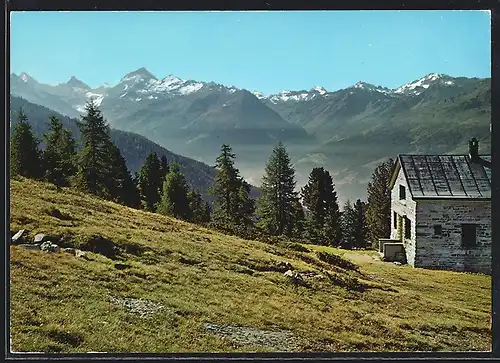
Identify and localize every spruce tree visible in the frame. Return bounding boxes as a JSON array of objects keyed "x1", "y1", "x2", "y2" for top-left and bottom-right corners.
[
  {"x1": 157, "y1": 163, "x2": 192, "y2": 221},
  {"x1": 341, "y1": 200, "x2": 355, "y2": 250},
  {"x1": 74, "y1": 99, "x2": 114, "y2": 197},
  {"x1": 233, "y1": 178, "x2": 255, "y2": 226},
  {"x1": 188, "y1": 190, "x2": 211, "y2": 224},
  {"x1": 301, "y1": 167, "x2": 342, "y2": 245},
  {"x1": 106, "y1": 144, "x2": 141, "y2": 208},
  {"x1": 341, "y1": 199, "x2": 368, "y2": 250},
  {"x1": 159, "y1": 155, "x2": 169, "y2": 181},
  {"x1": 288, "y1": 196, "x2": 306, "y2": 239},
  {"x1": 256, "y1": 142, "x2": 298, "y2": 236},
  {"x1": 42, "y1": 116, "x2": 77, "y2": 187},
  {"x1": 366, "y1": 158, "x2": 394, "y2": 248},
  {"x1": 352, "y1": 199, "x2": 368, "y2": 249},
  {"x1": 10, "y1": 108, "x2": 42, "y2": 179},
  {"x1": 137, "y1": 152, "x2": 163, "y2": 211},
  {"x1": 210, "y1": 144, "x2": 254, "y2": 226}
]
